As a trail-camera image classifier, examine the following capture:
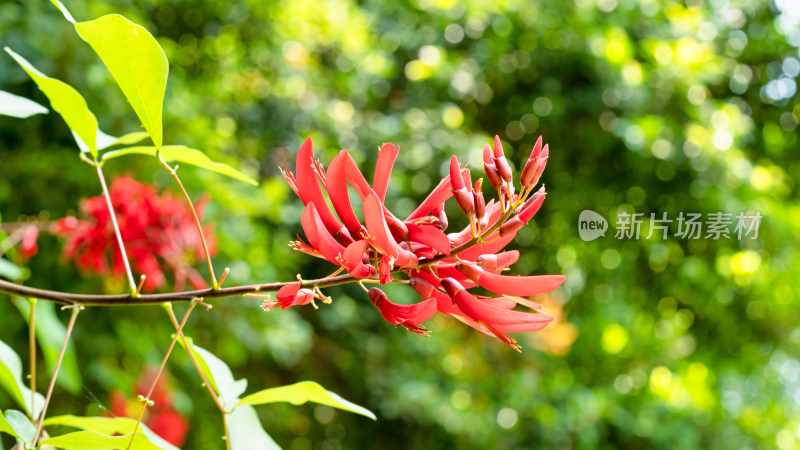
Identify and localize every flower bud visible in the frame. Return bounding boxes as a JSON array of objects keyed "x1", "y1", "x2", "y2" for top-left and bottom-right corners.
[
  {"x1": 455, "y1": 261, "x2": 483, "y2": 283},
  {"x1": 483, "y1": 144, "x2": 503, "y2": 191},
  {"x1": 473, "y1": 190, "x2": 485, "y2": 220},
  {"x1": 440, "y1": 277, "x2": 466, "y2": 299},
  {"x1": 492, "y1": 136, "x2": 513, "y2": 182},
  {"x1": 385, "y1": 212, "x2": 409, "y2": 242},
  {"x1": 433, "y1": 205, "x2": 448, "y2": 231},
  {"x1": 409, "y1": 277, "x2": 435, "y2": 299},
  {"x1": 521, "y1": 139, "x2": 549, "y2": 188}
]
